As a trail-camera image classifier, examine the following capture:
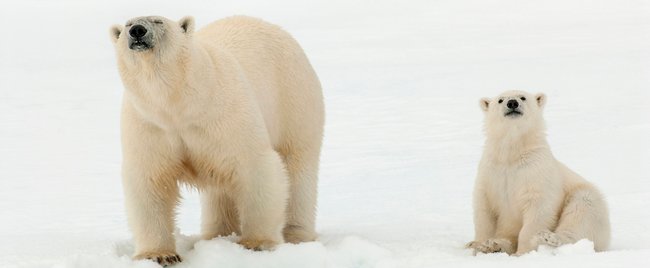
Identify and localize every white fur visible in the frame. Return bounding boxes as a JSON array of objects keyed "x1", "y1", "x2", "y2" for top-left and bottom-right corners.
[
  {"x1": 110, "y1": 15, "x2": 324, "y2": 262},
  {"x1": 468, "y1": 90, "x2": 610, "y2": 255}
]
